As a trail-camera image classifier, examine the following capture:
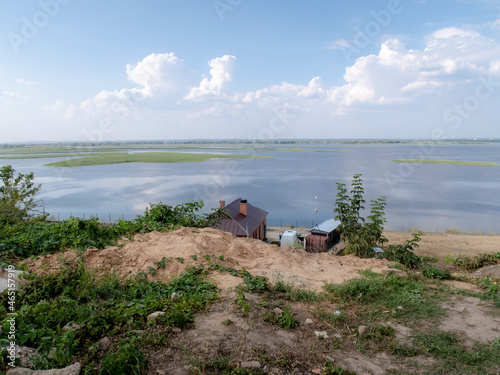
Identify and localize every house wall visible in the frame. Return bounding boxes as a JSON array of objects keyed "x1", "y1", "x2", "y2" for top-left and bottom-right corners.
[
  {"x1": 306, "y1": 231, "x2": 339, "y2": 253},
  {"x1": 250, "y1": 218, "x2": 266, "y2": 241}
]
